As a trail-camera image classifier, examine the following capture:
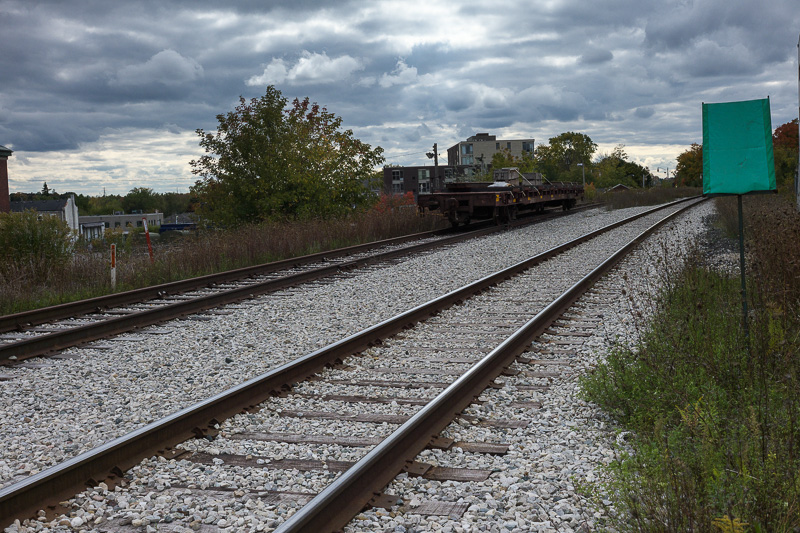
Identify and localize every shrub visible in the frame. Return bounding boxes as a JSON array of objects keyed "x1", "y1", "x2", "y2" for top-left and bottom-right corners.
[
  {"x1": 372, "y1": 192, "x2": 415, "y2": 213},
  {"x1": 0, "y1": 210, "x2": 73, "y2": 283},
  {"x1": 583, "y1": 182, "x2": 597, "y2": 202}
]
